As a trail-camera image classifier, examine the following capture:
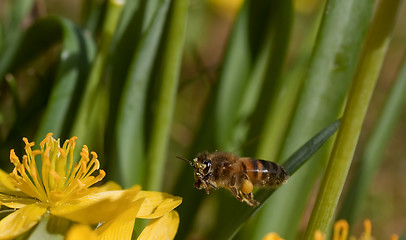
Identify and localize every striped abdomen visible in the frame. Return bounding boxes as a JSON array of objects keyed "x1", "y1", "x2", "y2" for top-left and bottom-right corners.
[{"x1": 240, "y1": 158, "x2": 290, "y2": 188}]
